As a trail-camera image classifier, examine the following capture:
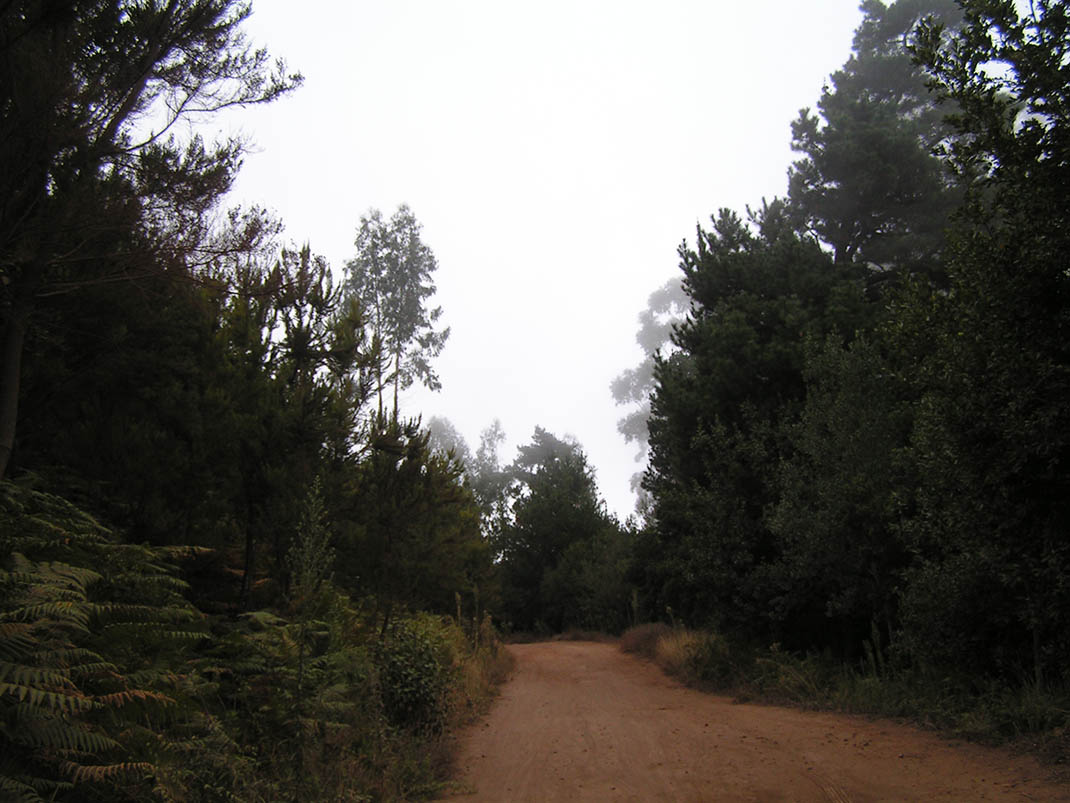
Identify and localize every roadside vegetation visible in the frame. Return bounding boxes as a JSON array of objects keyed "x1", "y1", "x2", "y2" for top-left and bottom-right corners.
[
  {"x1": 1, "y1": 481, "x2": 513, "y2": 802},
  {"x1": 621, "y1": 623, "x2": 1070, "y2": 766}
]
